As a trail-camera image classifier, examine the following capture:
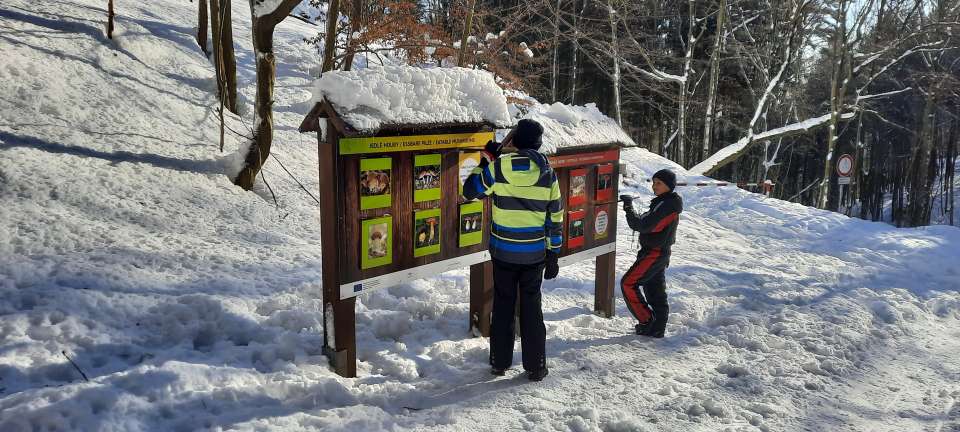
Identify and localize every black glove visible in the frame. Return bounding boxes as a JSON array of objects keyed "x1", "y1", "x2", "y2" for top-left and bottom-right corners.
[
  {"x1": 619, "y1": 194, "x2": 634, "y2": 203},
  {"x1": 544, "y1": 252, "x2": 559, "y2": 280},
  {"x1": 481, "y1": 140, "x2": 503, "y2": 162}
]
